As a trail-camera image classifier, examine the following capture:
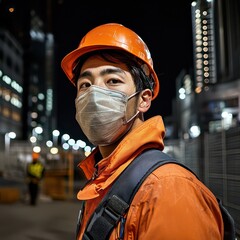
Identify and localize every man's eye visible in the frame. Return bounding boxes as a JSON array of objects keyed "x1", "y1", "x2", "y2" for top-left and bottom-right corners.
[
  {"x1": 108, "y1": 79, "x2": 122, "y2": 84},
  {"x1": 78, "y1": 82, "x2": 91, "y2": 90}
]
